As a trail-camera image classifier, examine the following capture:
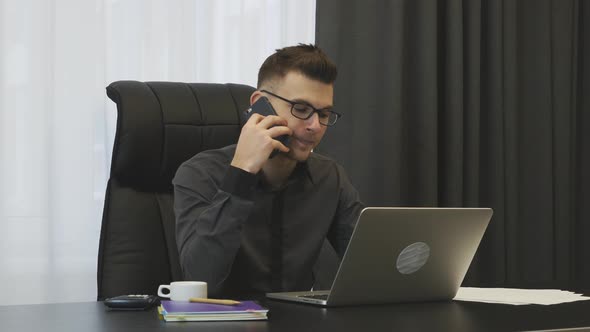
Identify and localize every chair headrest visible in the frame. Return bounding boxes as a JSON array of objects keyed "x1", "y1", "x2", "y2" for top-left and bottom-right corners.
[{"x1": 106, "y1": 81, "x2": 255, "y2": 191}]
